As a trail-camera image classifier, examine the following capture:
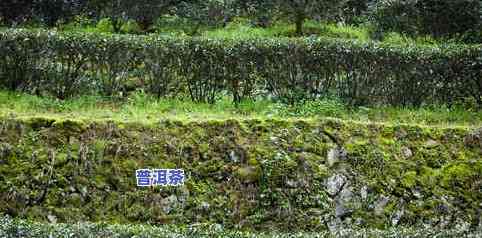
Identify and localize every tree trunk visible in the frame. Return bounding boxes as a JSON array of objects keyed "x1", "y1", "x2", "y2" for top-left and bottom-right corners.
[
  {"x1": 139, "y1": 18, "x2": 153, "y2": 33},
  {"x1": 111, "y1": 17, "x2": 122, "y2": 33},
  {"x1": 295, "y1": 13, "x2": 305, "y2": 36}
]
